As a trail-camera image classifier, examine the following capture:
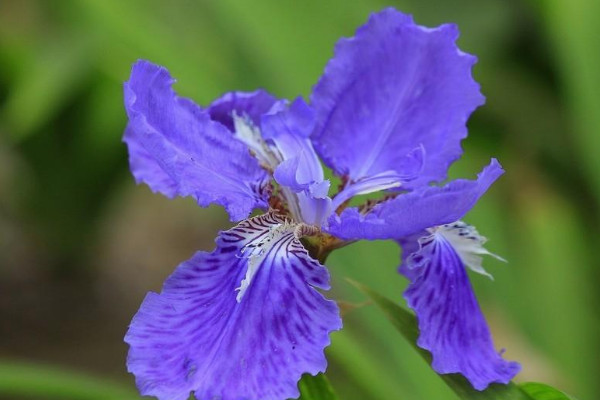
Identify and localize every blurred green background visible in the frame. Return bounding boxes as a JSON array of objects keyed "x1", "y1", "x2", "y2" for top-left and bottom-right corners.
[{"x1": 1, "y1": 0, "x2": 598, "y2": 399}]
